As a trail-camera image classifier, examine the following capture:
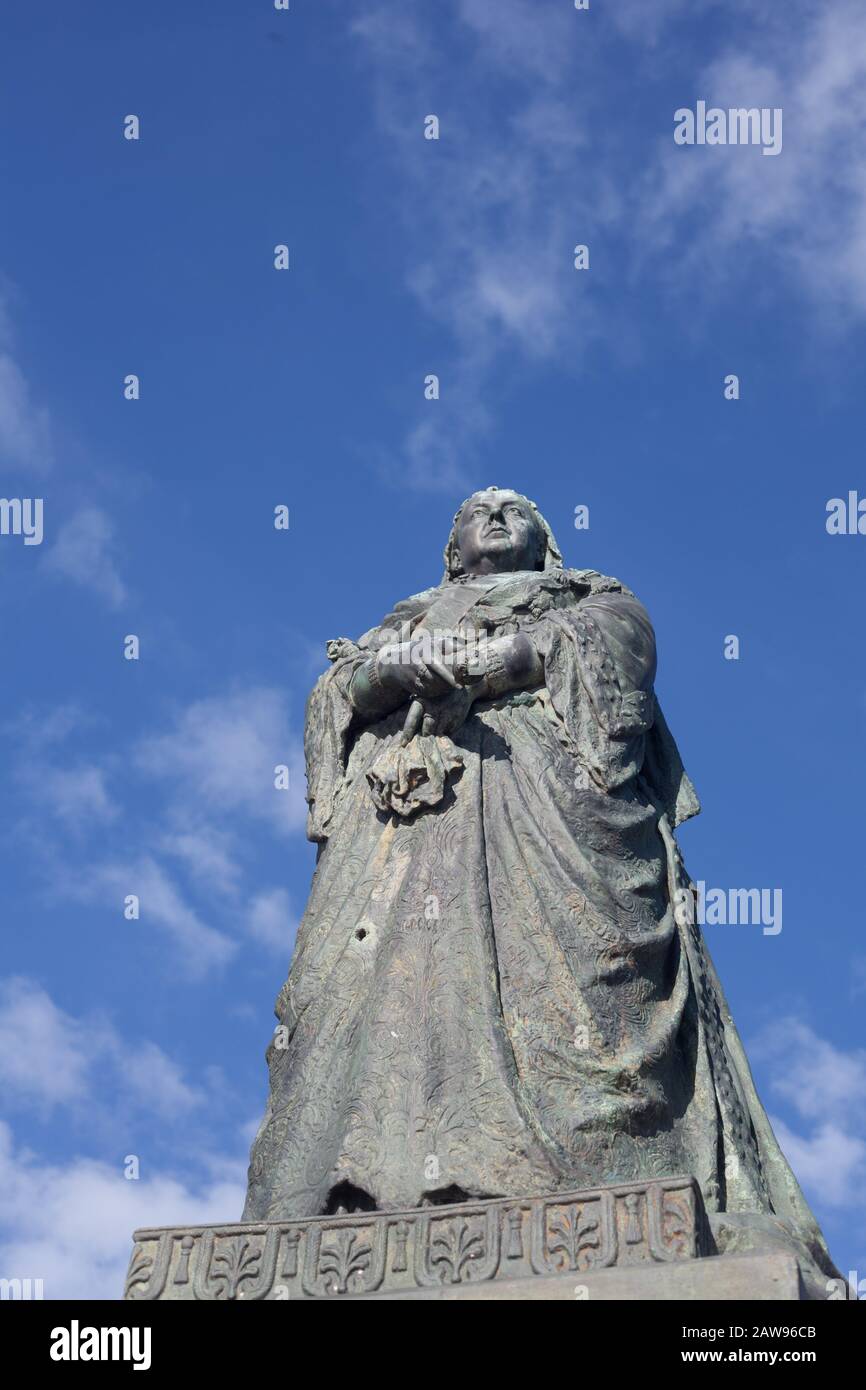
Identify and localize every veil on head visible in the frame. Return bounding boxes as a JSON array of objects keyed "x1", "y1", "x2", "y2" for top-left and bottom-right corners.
[{"x1": 442, "y1": 487, "x2": 564, "y2": 581}]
